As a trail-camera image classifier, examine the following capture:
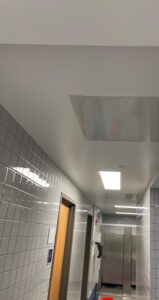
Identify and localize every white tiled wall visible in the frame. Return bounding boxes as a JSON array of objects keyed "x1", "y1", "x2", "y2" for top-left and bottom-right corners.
[
  {"x1": 136, "y1": 188, "x2": 150, "y2": 300},
  {"x1": 0, "y1": 105, "x2": 100, "y2": 300}
]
